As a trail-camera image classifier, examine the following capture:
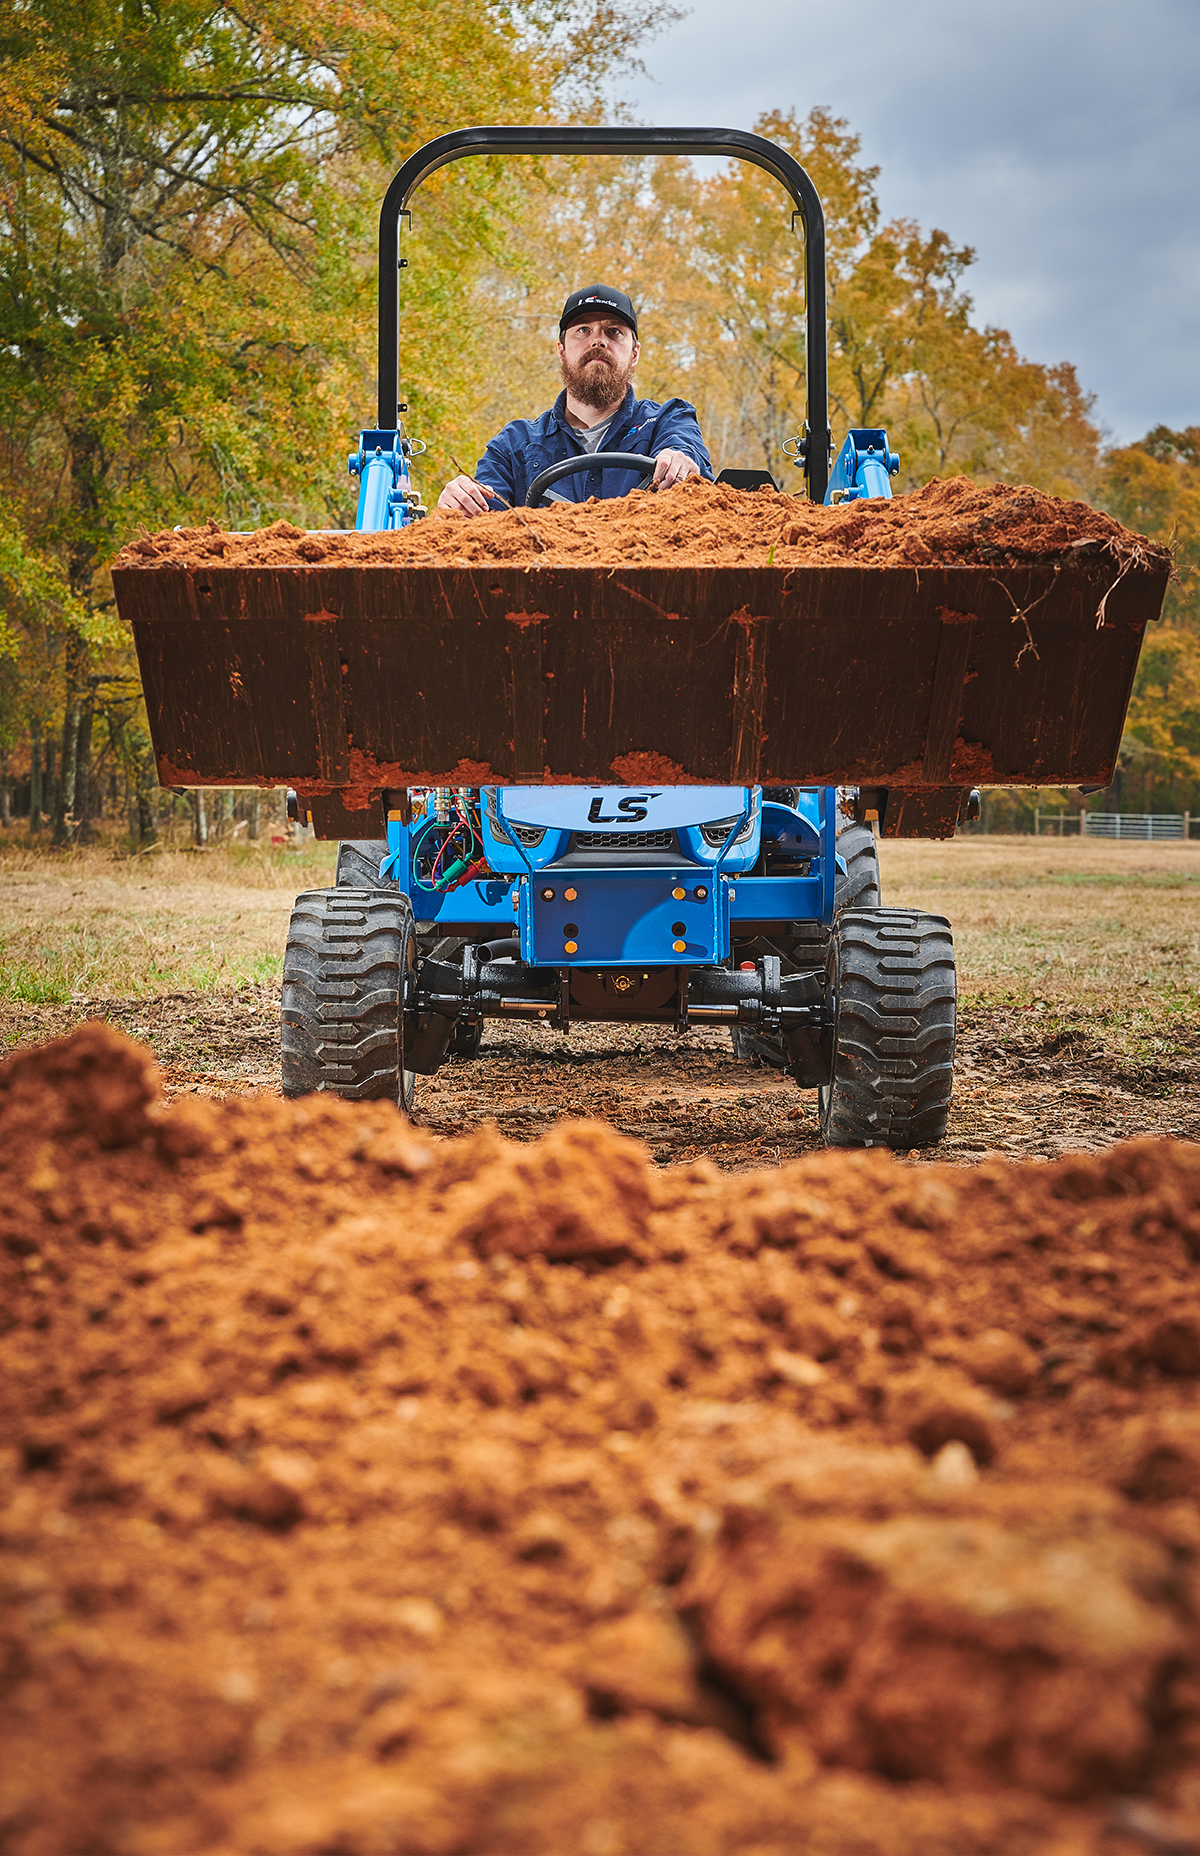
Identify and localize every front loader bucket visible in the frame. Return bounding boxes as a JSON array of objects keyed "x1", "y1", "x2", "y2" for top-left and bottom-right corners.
[{"x1": 114, "y1": 555, "x2": 1167, "y2": 834}]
